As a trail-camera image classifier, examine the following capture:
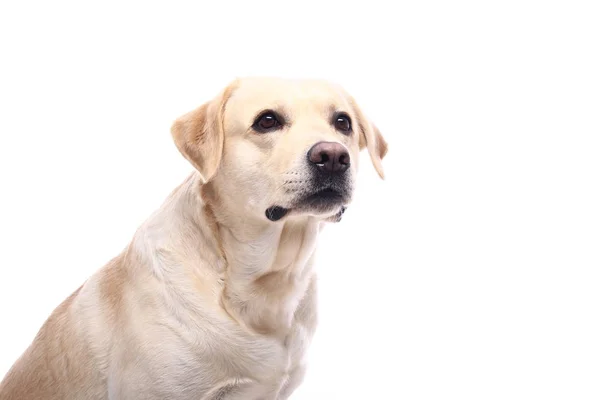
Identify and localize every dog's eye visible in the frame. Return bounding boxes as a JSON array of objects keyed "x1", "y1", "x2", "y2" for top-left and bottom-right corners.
[
  {"x1": 334, "y1": 113, "x2": 352, "y2": 133},
  {"x1": 253, "y1": 111, "x2": 283, "y2": 133}
]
